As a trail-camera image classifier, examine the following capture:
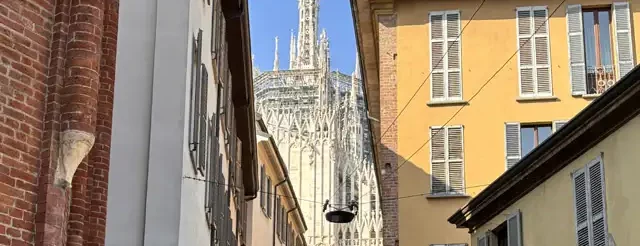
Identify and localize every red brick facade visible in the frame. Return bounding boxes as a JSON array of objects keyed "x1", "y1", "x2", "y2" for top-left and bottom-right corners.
[
  {"x1": 377, "y1": 14, "x2": 399, "y2": 246},
  {"x1": 1, "y1": 0, "x2": 119, "y2": 245}
]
